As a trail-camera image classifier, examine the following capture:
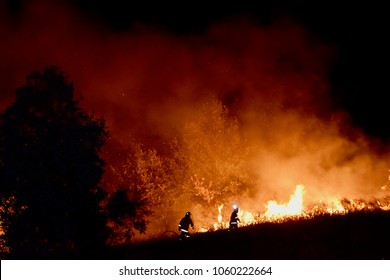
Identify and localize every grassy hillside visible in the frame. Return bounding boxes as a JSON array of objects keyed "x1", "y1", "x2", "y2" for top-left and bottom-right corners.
[{"x1": 107, "y1": 210, "x2": 390, "y2": 260}]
